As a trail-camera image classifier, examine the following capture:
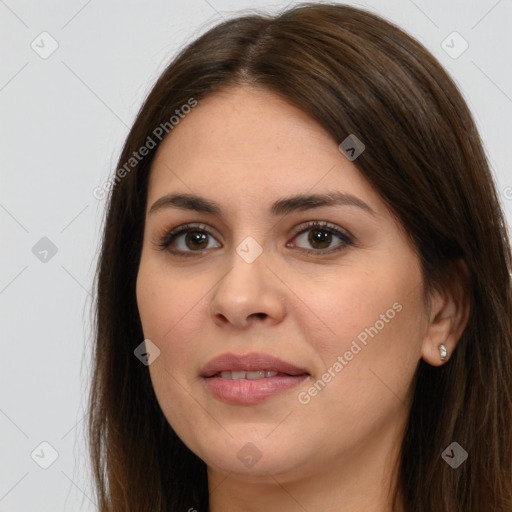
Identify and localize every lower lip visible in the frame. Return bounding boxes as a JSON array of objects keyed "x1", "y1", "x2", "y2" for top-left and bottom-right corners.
[{"x1": 203, "y1": 374, "x2": 309, "y2": 405}]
